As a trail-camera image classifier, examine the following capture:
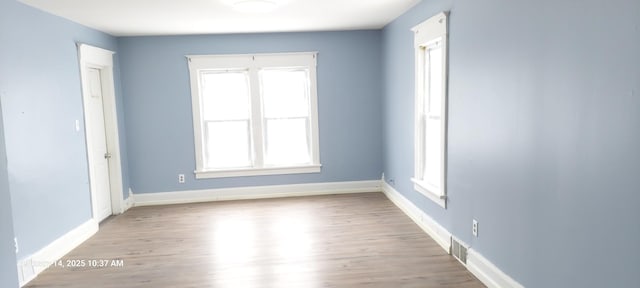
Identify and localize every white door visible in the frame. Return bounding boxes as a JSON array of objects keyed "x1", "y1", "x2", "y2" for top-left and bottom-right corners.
[{"x1": 86, "y1": 67, "x2": 112, "y2": 222}]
